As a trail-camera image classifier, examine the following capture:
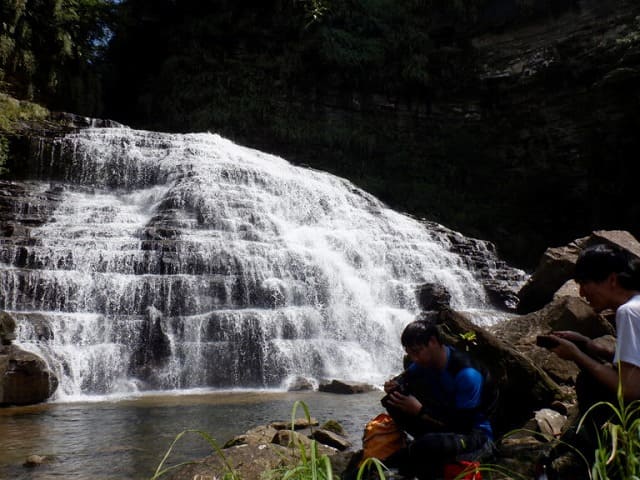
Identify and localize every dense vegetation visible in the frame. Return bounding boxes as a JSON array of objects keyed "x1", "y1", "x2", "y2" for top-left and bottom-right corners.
[
  {"x1": 0, "y1": 0, "x2": 113, "y2": 112},
  {"x1": 1, "y1": 0, "x2": 639, "y2": 268}
]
